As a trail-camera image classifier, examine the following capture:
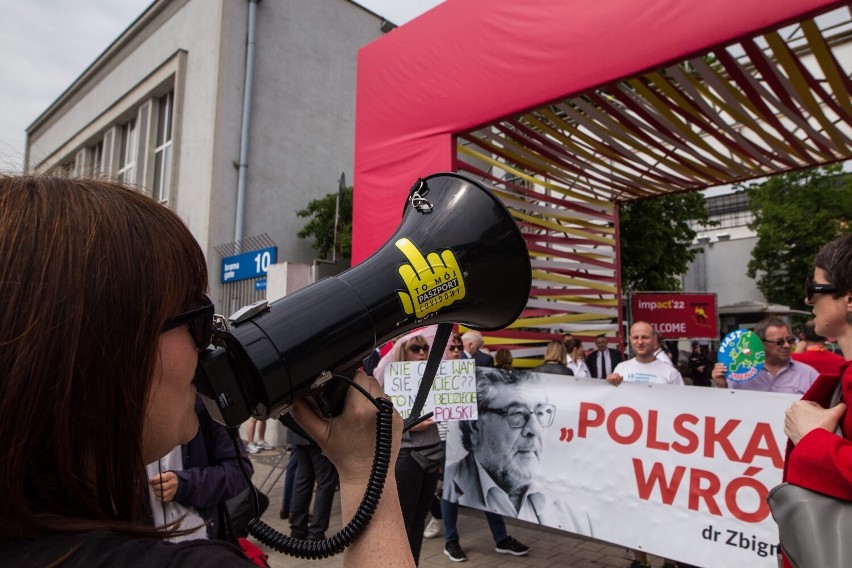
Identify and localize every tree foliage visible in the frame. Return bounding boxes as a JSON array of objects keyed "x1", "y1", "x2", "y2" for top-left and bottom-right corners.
[
  {"x1": 743, "y1": 164, "x2": 852, "y2": 308},
  {"x1": 619, "y1": 191, "x2": 716, "y2": 291},
  {"x1": 296, "y1": 186, "x2": 353, "y2": 259}
]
